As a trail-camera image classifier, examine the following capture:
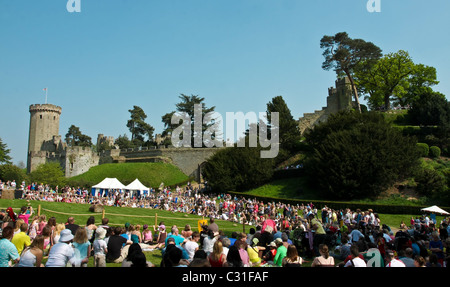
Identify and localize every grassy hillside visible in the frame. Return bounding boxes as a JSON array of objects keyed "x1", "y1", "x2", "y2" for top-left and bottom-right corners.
[
  {"x1": 242, "y1": 177, "x2": 316, "y2": 200},
  {"x1": 67, "y1": 162, "x2": 190, "y2": 188}
]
